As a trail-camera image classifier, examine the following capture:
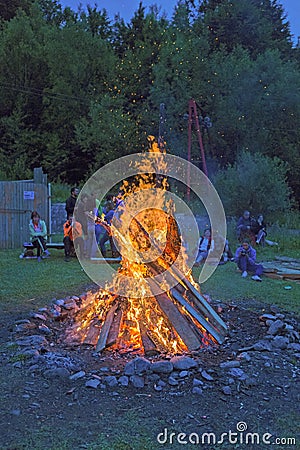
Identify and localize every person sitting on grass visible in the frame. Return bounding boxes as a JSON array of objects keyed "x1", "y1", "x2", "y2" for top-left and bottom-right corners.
[
  {"x1": 252, "y1": 213, "x2": 267, "y2": 246},
  {"x1": 29, "y1": 211, "x2": 50, "y2": 262},
  {"x1": 236, "y1": 210, "x2": 256, "y2": 245},
  {"x1": 63, "y1": 215, "x2": 83, "y2": 262},
  {"x1": 194, "y1": 228, "x2": 214, "y2": 266},
  {"x1": 235, "y1": 239, "x2": 263, "y2": 281}
]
